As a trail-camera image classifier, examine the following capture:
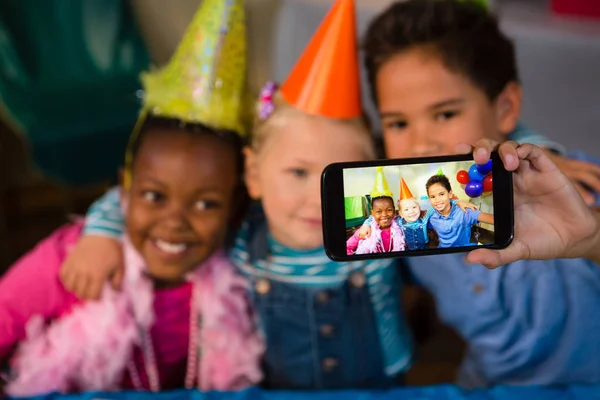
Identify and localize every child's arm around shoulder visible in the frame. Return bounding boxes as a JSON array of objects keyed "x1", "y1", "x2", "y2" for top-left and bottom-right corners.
[
  {"x1": 455, "y1": 199, "x2": 479, "y2": 212},
  {"x1": 0, "y1": 224, "x2": 81, "y2": 362},
  {"x1": 82, "y1": 187, "x2": 125, "y2": 238},
  {"x1": 476, "y1": 211, "x2": 494, "y2": 225},
  {"x1": 358, "y1": 217, "x2": 374, "y2": 239},
  {"x1": 60, "y1": 187, "x2": 125, "y2": 300}
]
